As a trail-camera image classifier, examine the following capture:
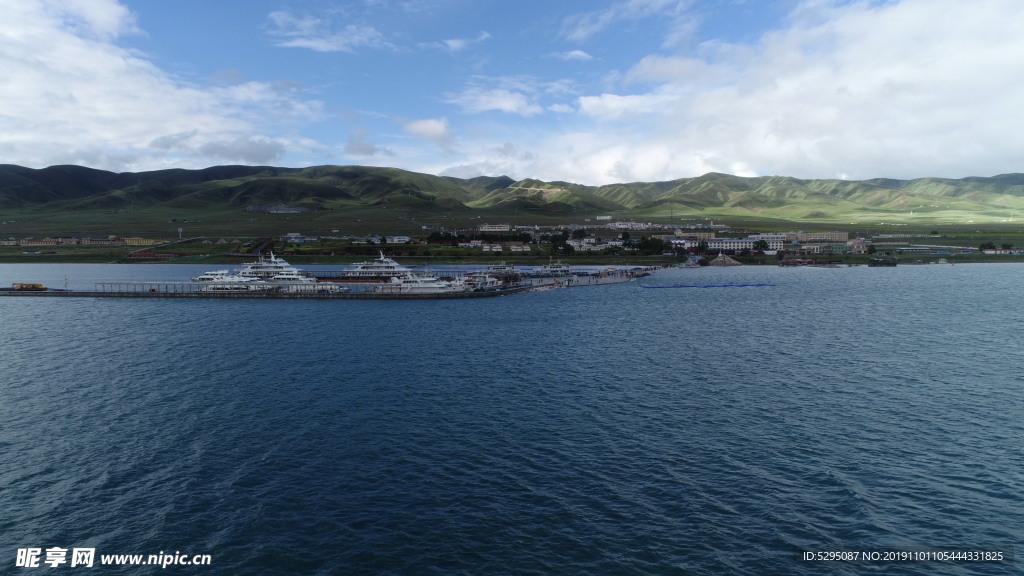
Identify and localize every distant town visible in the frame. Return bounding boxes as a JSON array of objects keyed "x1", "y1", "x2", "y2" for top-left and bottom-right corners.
[{"x1": 6, "y1": 217, "x2": 1022, "y2": 263}]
